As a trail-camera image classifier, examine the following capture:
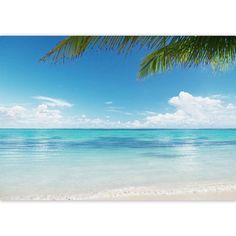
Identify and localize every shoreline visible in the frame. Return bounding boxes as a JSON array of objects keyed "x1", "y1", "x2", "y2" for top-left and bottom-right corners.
[{"x1": 2, "y1": 183, "x2": 236, "y2": 201}]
